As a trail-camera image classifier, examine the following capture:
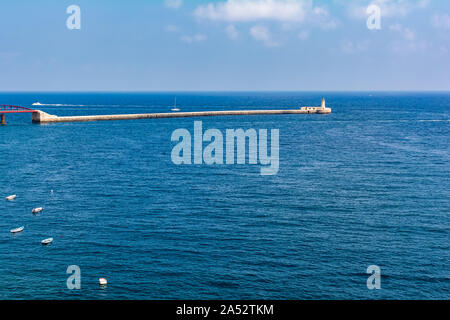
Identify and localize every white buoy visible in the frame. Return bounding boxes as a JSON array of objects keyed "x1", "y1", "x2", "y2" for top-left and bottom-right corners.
[
  {"x1": 10, "y1": 226, "x2": 24, "y2": 233},
  {"x1": 5, "y1": 195, "x2": 16, "y2": 201},
  {"x1": 32, "y1": 207, "x2": 44, "y2": 214},
  {"x1": 41, "y1": 238, "x2": 53, "y2": 245},
  {"x1": 99, "y1": 278, "x2": 107, "y2": 286}
]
